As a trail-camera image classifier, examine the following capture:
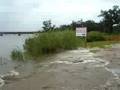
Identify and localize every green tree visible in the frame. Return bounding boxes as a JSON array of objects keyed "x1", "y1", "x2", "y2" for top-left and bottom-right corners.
[
  {"x1": 71, "y1": 20, "x2": 103, "y2": 32},
  {"x1": 99, "y1": 5, "x2": 120, "y2": 33},
  {"x1": 83, "y1": 20, "x2": 103, "y2": 32},
  {"x1": 42, "y1": 20, "x2": 55, "y2": 32}
]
